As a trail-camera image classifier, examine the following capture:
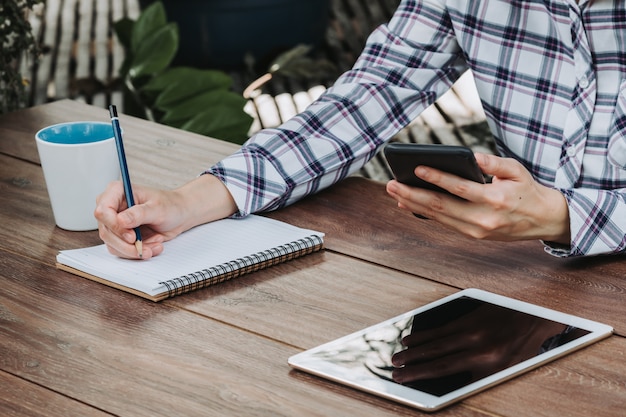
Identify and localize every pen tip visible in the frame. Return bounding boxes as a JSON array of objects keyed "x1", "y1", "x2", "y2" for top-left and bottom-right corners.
[{"x1": 135, "y1": 240, "x2": 143, "y2": 259}]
